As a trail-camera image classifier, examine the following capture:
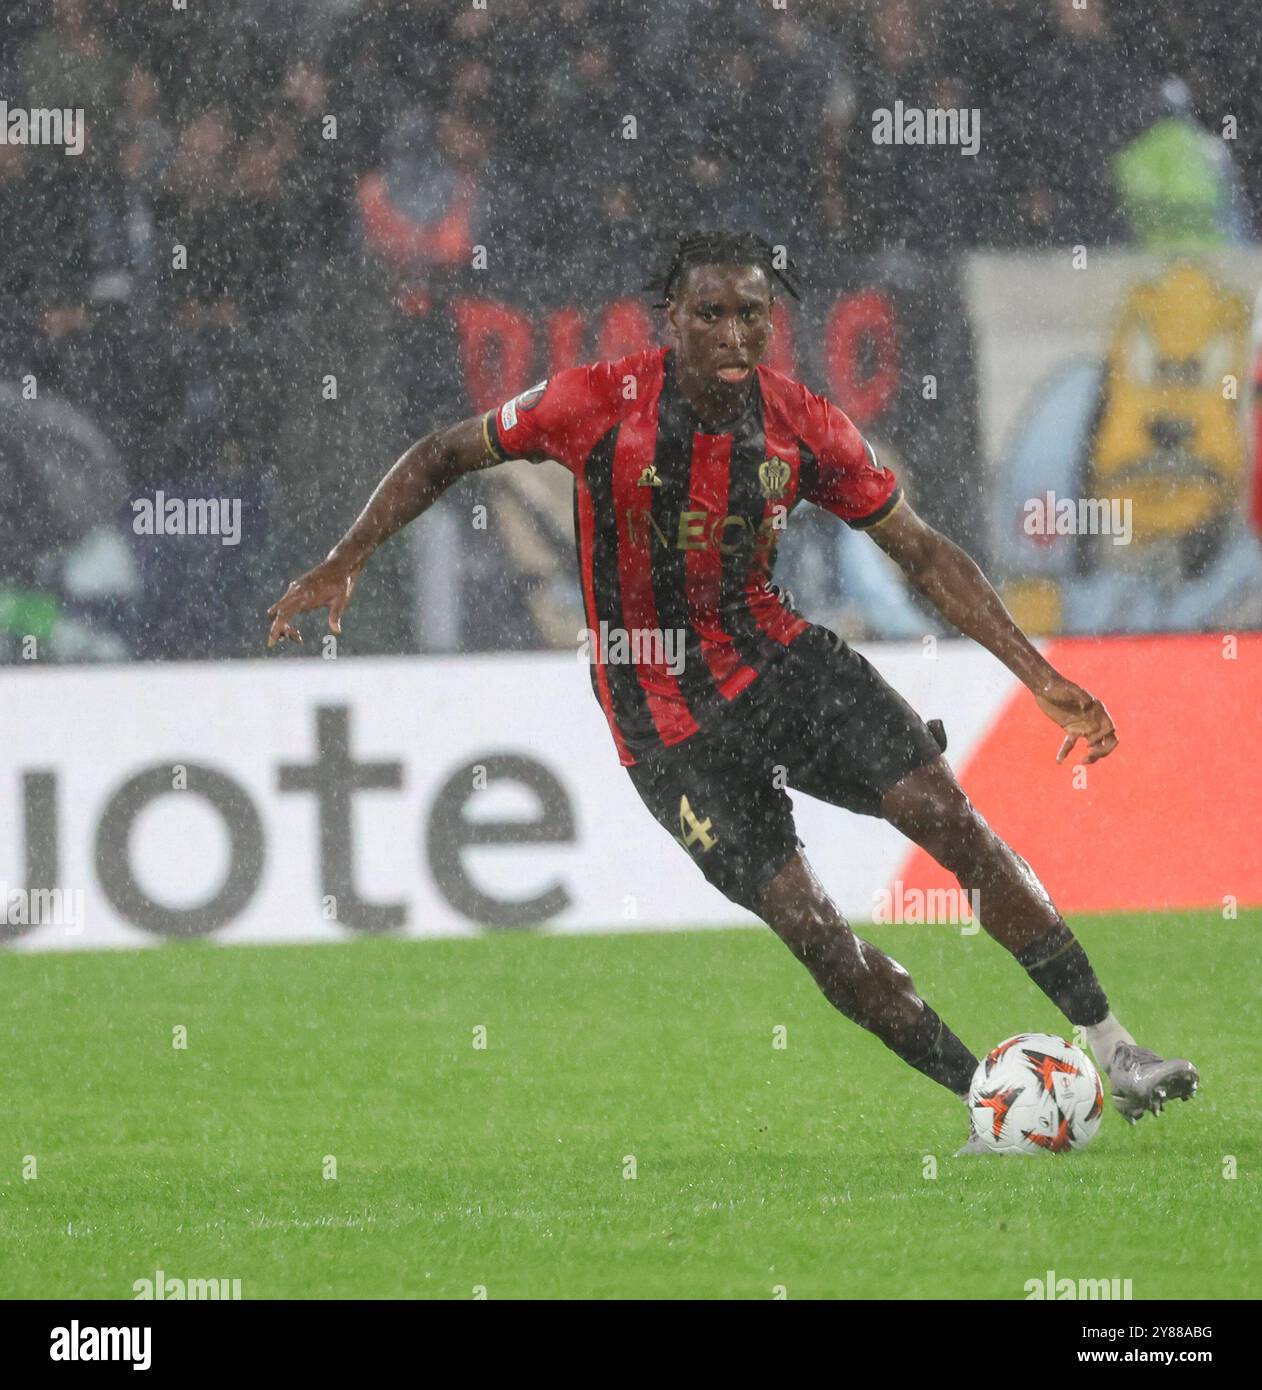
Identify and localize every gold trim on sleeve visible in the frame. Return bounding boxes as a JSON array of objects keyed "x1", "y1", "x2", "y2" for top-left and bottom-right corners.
[
  {"x1": 860, "y1": 488, "x2": 906, "y2": 531},
  {"x1": 482, "y1": 410, "x2": 500, "y2": 460}
]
